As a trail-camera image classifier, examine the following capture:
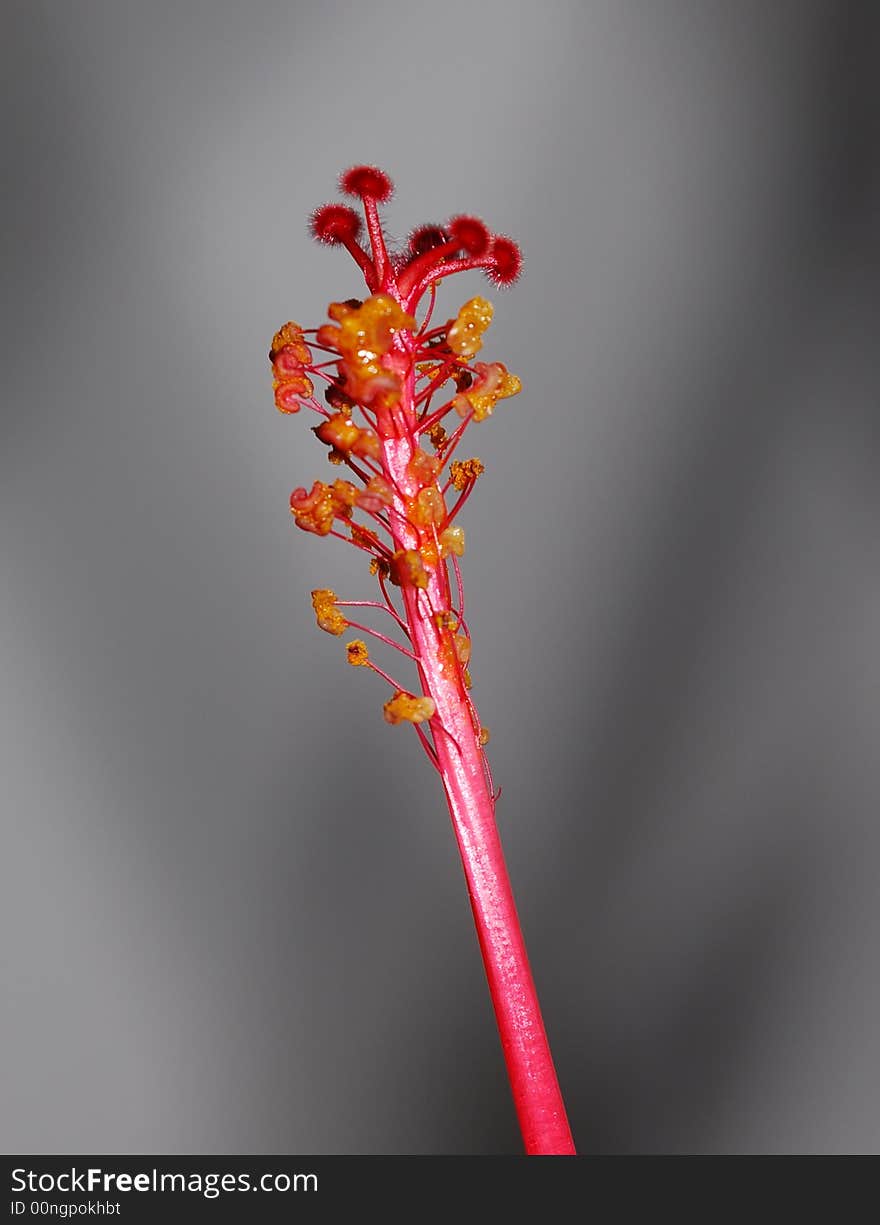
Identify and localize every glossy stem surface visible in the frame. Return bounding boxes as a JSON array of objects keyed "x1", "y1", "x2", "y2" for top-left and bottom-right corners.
[{"x1": 380, "y1": 344, "x2": 575, "y2": 1155}]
